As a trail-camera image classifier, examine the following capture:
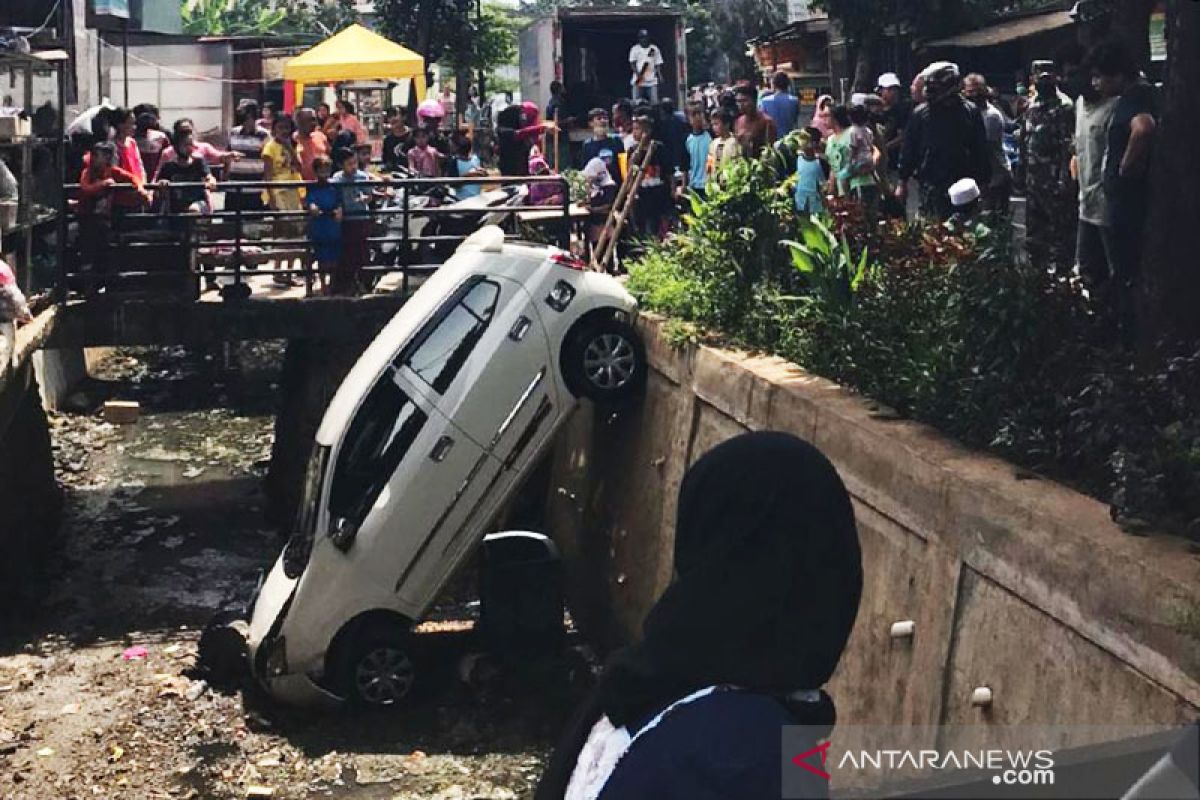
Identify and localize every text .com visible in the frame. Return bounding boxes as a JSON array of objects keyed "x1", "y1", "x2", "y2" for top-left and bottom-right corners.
[{"x1": 836, "y1": 748, "x2": 1056, "y2": 785}]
